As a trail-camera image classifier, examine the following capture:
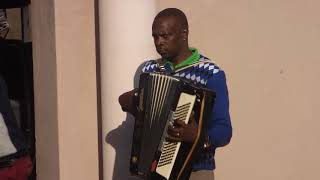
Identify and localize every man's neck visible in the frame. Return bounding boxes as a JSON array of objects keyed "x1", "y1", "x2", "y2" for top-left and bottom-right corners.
[{"x1": 170, "y1": 48, "x2": 192, "y2": 65}]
